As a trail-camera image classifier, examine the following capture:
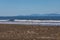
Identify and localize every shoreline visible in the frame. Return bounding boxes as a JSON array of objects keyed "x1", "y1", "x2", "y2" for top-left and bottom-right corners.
[{"x1": 0, "y1": 20, "x2": 60, "y2": 26}]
